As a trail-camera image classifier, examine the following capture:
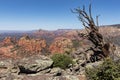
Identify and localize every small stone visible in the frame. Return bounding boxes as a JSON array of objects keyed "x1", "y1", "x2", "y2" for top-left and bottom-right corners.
[{"x1": 50, "y1": 67, "x2": 62, "y2": 76}]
